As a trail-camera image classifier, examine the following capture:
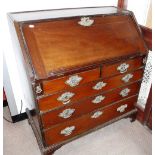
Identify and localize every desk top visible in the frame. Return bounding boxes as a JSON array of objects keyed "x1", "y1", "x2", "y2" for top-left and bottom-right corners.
[{"x1": 9, "y1": 7, "x2": 148, "y2": 80}]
